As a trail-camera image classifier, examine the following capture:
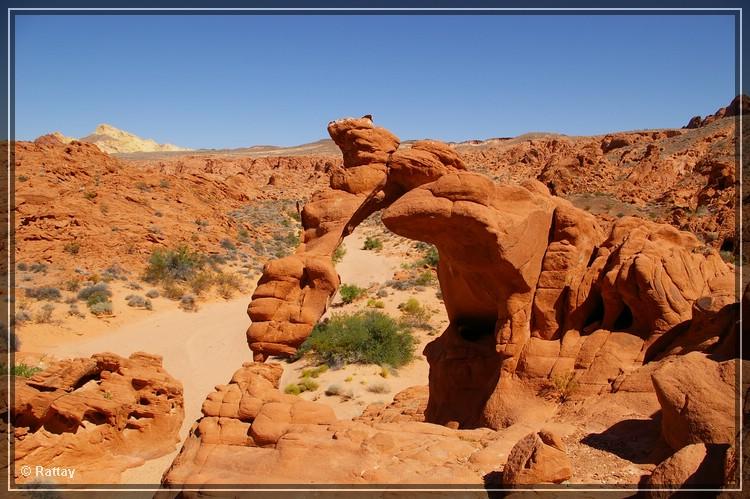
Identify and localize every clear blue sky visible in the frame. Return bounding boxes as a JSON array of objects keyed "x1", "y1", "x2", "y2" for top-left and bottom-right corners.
[{"x1": 15, "y1": 14, "x2": 736, "y2": 148}]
